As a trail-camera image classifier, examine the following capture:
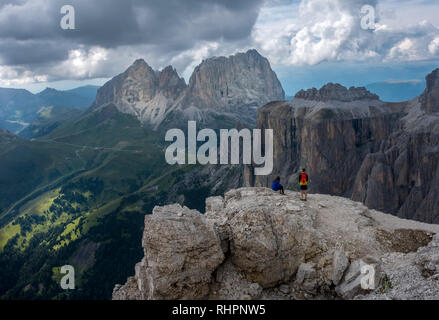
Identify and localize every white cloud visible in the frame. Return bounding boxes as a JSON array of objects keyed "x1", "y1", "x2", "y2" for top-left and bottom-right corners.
[
  {"x1": 51, "y1": 47, "x2": 109, "y2": 79},
  {"x1": 0, "y1": 65, "x2": 47, "y2": 86},
  {"x1": 429, "y1": 37, "x2": 439, "y2": 55},
  {"x1": 1, "y1": 0, "x2": 439, "y2": 87},
  {"x1": 252, "y1": 0, "x2": 439, "y2": 66}
]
